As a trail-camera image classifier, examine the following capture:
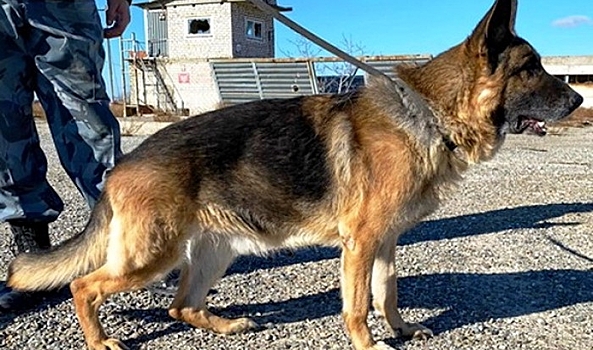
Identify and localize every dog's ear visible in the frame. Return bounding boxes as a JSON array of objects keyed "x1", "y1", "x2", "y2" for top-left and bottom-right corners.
[{"x1": 468, "y1": 0, "x2": 517, "y2": 69}]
